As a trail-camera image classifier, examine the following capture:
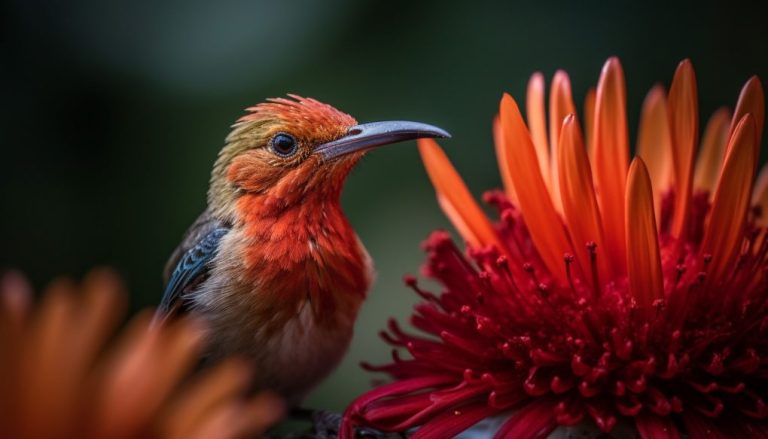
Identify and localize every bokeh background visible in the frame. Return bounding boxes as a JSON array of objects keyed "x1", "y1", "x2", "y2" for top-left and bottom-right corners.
[{"x1": 2, "y1": 0, "x2": 767, "y2": 412}]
